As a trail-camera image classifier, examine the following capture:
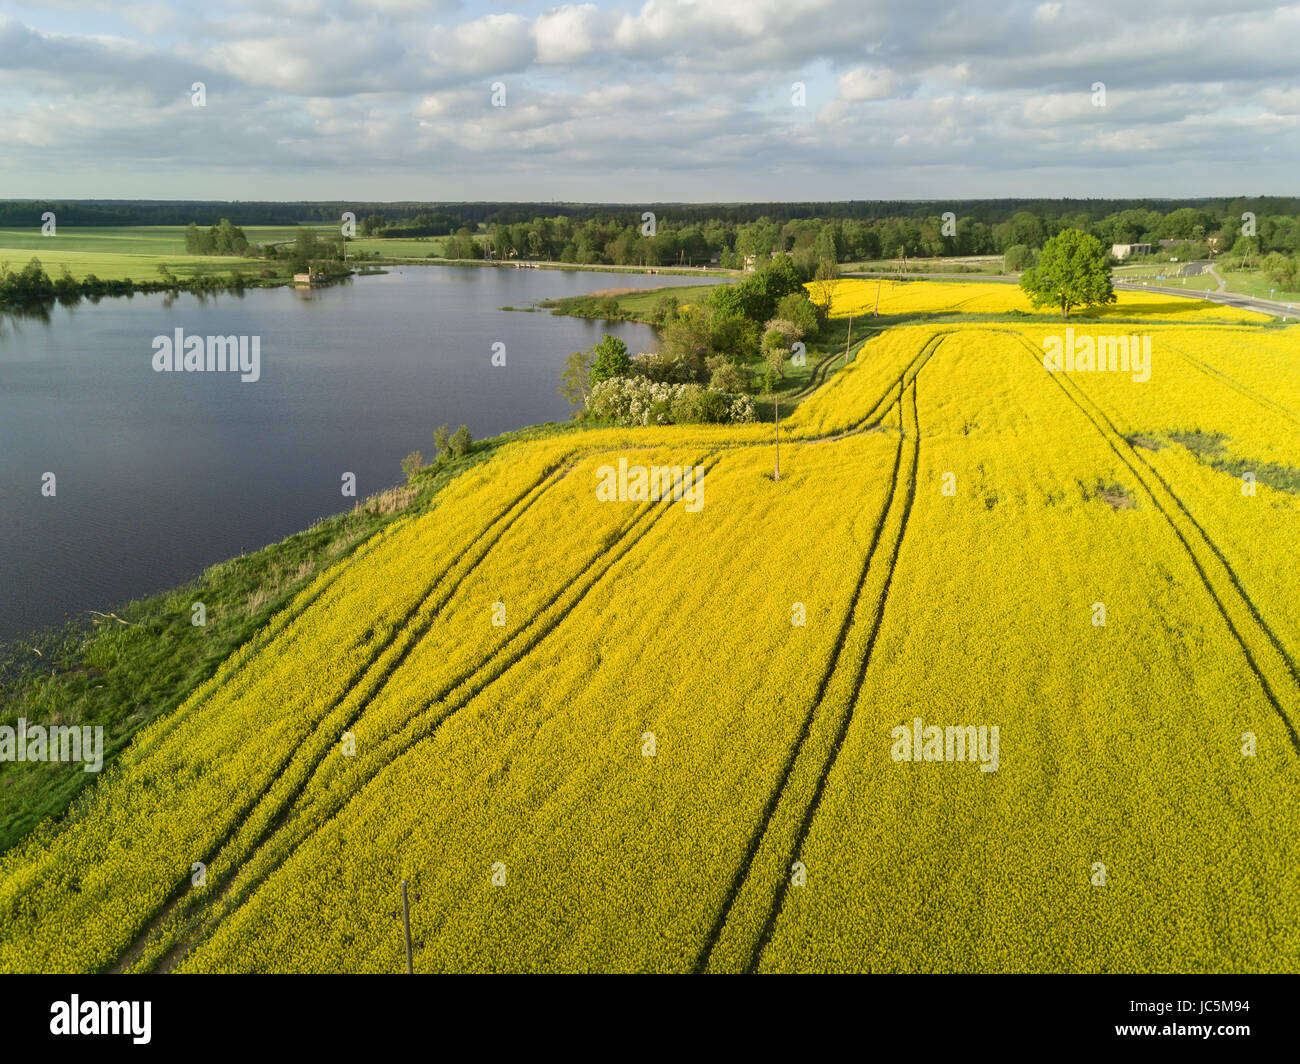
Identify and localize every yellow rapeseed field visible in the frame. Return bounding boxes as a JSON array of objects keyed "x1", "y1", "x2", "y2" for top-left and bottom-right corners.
[
  {"x1": 1, "y1": 283, "x2": 1296, "y2": 973},
  {"x1": 807, "y1": 277, "x2": 1272, "y2": 323}
]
